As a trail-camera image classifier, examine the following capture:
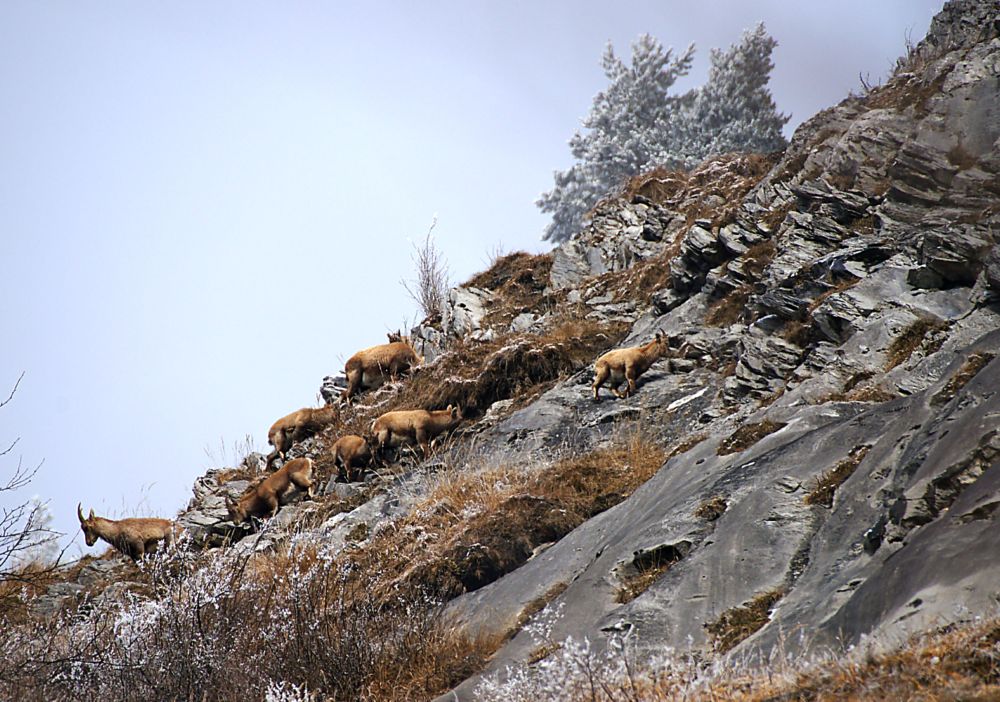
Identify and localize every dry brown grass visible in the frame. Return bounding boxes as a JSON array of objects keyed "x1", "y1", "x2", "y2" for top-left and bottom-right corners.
[
  {"x1": 759, "y1": 200, "x2": 794, "y2": 232},
  {"x1": 705, "y1": 588, "x2": 784, "y2": 653},
  {"x1": 932, "y1": 352, "x2": 995, "y2": 406},
  {"x1": 493, "y1": 614, "x2": 1000, "y2": 701},
  {"x1": 864, "y1": 70, "x2": 947, "y2": 118},
  {"x1": 885, "y1": 315, "x2": 949, "y2": 370},
  {"x1": 819, "y1": 370, "x2": 899, "y2": 404},
  {"x1": 714, "y1": 618, "x2": 1000, "y2": 702},
  {"x1": 345, "y1": 430, "x2": 665, "y2": 604},
  {"x1": 666, "y1": 433, "x2": 709, "y2": 460},
  {"x1": 618, "y1": 153, "x2": 779, "y2": 231},
  {"x1": 694, "y1": 496, "x2": 728, "y2": 521},
  {"x1": 706, "y1": 286, "x2": 752, "y2": 327},
  {"x1": 807, "y1": 276, "x2": 861, "y2": 314},
  {"x1": 717, "y1": 420, "x2": 787, "y2": 456},
  {"x1": 517, "y1": 581, "x2": 569, "y2": 630},
  {"x1": 804, "y1": 445, "x2": 871, "y2": 507},
  {"x1": 465, "y1": 251, "x2": 554, "y2": 331},
  {"x1": 615, "y1": 542, "x2": 689, "y2": 604}
]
